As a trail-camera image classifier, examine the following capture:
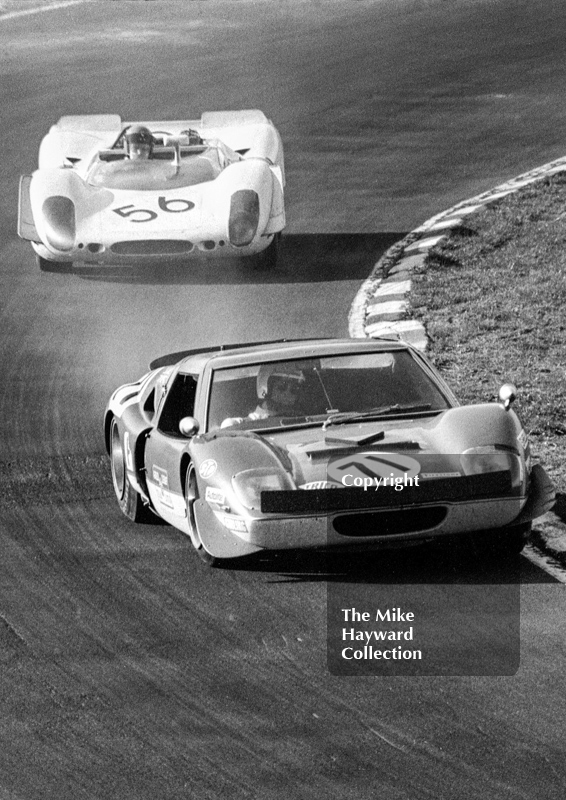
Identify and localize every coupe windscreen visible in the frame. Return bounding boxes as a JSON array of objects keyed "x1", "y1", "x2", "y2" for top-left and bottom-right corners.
[{"x1": 207, "y1": 351, "x2": 451, "y2": 431}]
